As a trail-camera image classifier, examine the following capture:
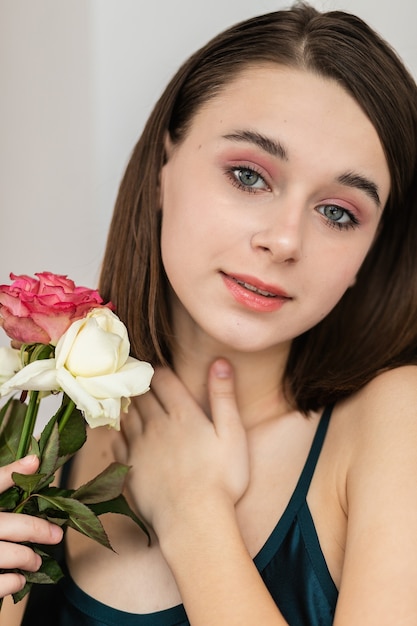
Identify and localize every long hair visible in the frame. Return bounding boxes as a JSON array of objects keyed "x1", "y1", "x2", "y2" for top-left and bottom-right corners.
[{"x1": 100, "y1": 3, "x2": 417, "y2": 412}]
